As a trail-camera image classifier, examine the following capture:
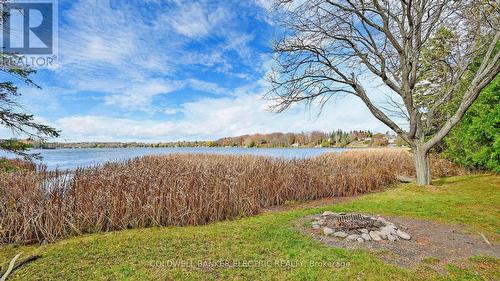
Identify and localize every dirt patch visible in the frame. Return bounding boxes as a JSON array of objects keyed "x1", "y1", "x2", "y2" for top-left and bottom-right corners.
[{"x1": 298, "y1": 215, "x2": 500, "y2": 270}]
